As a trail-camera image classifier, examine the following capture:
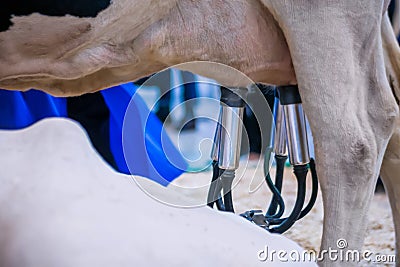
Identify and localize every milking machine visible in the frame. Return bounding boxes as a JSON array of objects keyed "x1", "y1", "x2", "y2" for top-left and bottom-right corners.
[{"x1": 207, "y1": 85, "x2": 319, "y2": 234}]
